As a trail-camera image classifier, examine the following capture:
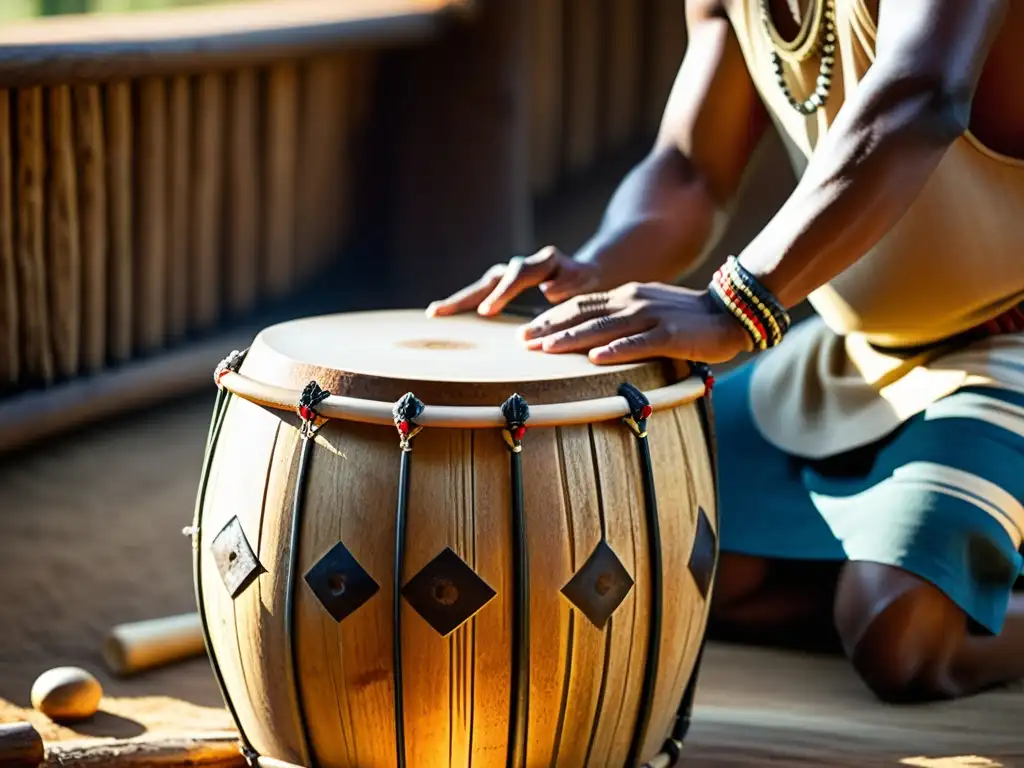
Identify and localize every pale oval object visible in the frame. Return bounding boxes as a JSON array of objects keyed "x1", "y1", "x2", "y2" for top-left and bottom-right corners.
[{"x1": 30, "y1": 667, "x2": 102, "y2": 722}]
